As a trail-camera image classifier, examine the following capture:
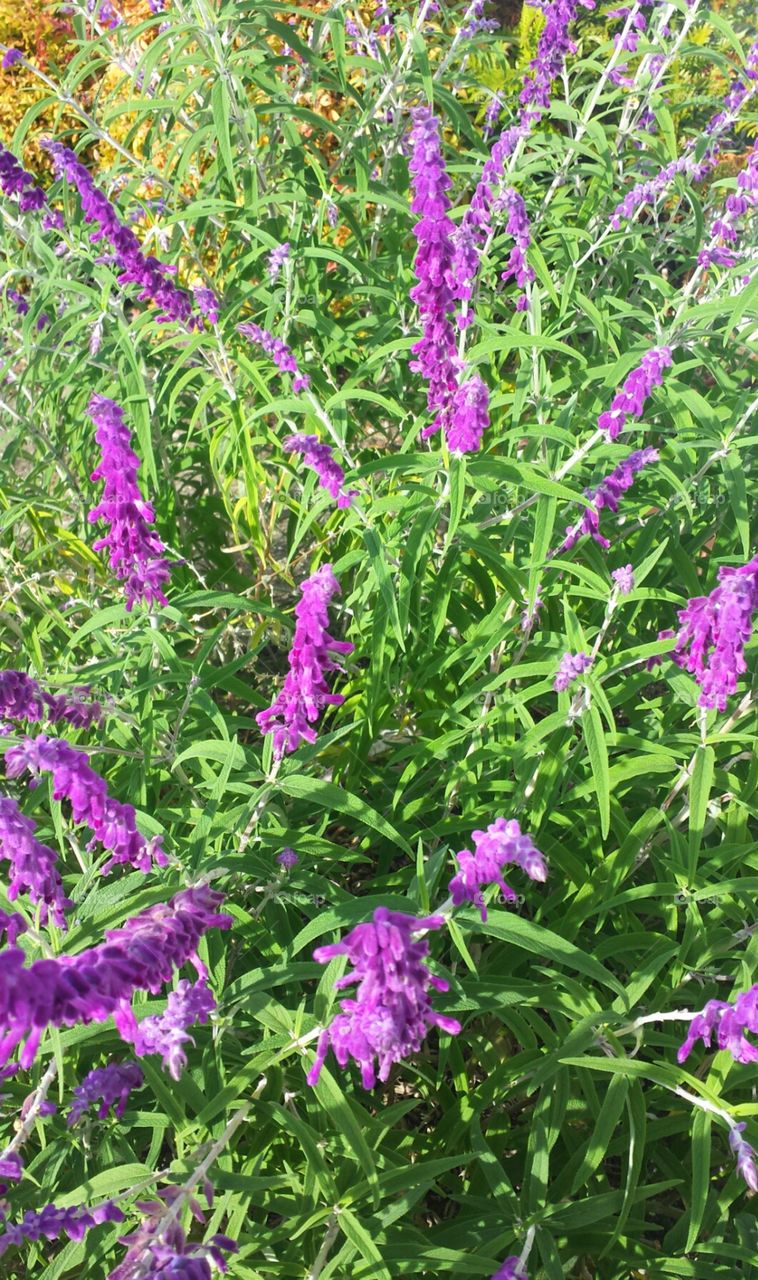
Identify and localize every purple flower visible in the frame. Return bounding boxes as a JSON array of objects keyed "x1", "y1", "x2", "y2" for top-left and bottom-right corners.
[
  {"x1": 267, "y1": 242, "x2": 290, "y2": 281},
  {"x1": 284, "y1": 433, "x2": 357, "y2": 507},
  {"x1": 729, "y1": 1123, "x2": 758, "y2": 1192},
  {"x1": 306, "y1": 907, "x2": 461, "y2": 1089},
  {"x1": 256, "y1": 564, "x2": 353, "y2": 758},
  {"x1": 0, "y1": 794, "x2": 72, "y2": 929},
  {"x1": 610, "y1": 150, "x2": 718, "y2": 232},
  {"x1": 678, "y1": 985, "x2": 758, "y2": 1065},
  {"x1": 67, "y1": 1061, "x2": 144, "y2": 1125},
  {"x1": 407, "y1": 107, "x2": 459, "y2": 441},
  {"x1": 6, "y1": 733, "x2": 167, "y2": 875},
  {"x1": 554, "y1": 651, "x2": 592, "y2": 692},
  {"x1": 107, "y1": 1196, "x2": 236, "y2": 1280},
  {"x1": 0, "y1": 1200, "x2": 125, "y2": 1257},
  {"x1": 483, "y1": 94, "x2": 503, "y2": 140},
  {"x1": 2, "y1": 48, "x2": 23, "y2": 70},
  {"x1": 0, "y1": 143, "x2": 47, "y2": 213},
  {"x1": 492, "y1": 1258, "x2": 528, "y2": 1280},
  {"x1": 449, "y1": 818, "x2": 547, "y2": 921},
  {"x1": 520, "y1": 0, "x2": 595, "y2": 117},
  {"x1": 0, "y1": 910, "x2": 26, "y2": 945},
  {"x1": 656, "y1": 555, "x2": 758, "y2": 711},
  {"x1": 5, "y1": 287, "x2": 29, "y2": 315},
  {"x1": 557, "y1": 446, "x2": 658, "y2": 552},
  {"x1": 612, "y1": 564, "x2": 635, "y2": 595},
  {"x1": 447, "y1": 374, "x2": 490, "y2": 454},
  {"x1": 698, "y1": 139, "x2": 758, "y2": 269},
  {"x1": 87, "y1": 394, "x2": 172, "y2": 611},
  {"x1": 192, "y1": 286, "x2": 219, "y2": 325},
  {"x1": 277, "y1": 847, "x2": 299, "y2": 870},
  {"x1": 0, "y1": 1152, "x2": 23, "y2": 1187},
  {"x1": 498, "y1": 187, "x2": 535, "y2": 301},
  {"x1": 597, "y1": 347, "x2": 672, "y2": 440},
  {"x1": 125, "y1": 979, "x2": 215, "y2": 1080},
  {"x1": 521, "y1": 584, "x2": 543, "y2": 636},
  {"x1": 459, "y1": 0, "x2": 499, "y2": 39},
  {"x1": 44, "y1": 142, "x2": 203, "y2": 327},
  {"x1": 237, "y1": 321, "x2": 310, "y2": 392},
  {"x1": 326, "y1": 200, "x2": 338, "y2": 228},
  {"x1": 0, "y1": 669, "x2": 103, "y2": 731},
  {"x1": 0, "y1": 884, "x2": 231, "y2": 1069}
]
